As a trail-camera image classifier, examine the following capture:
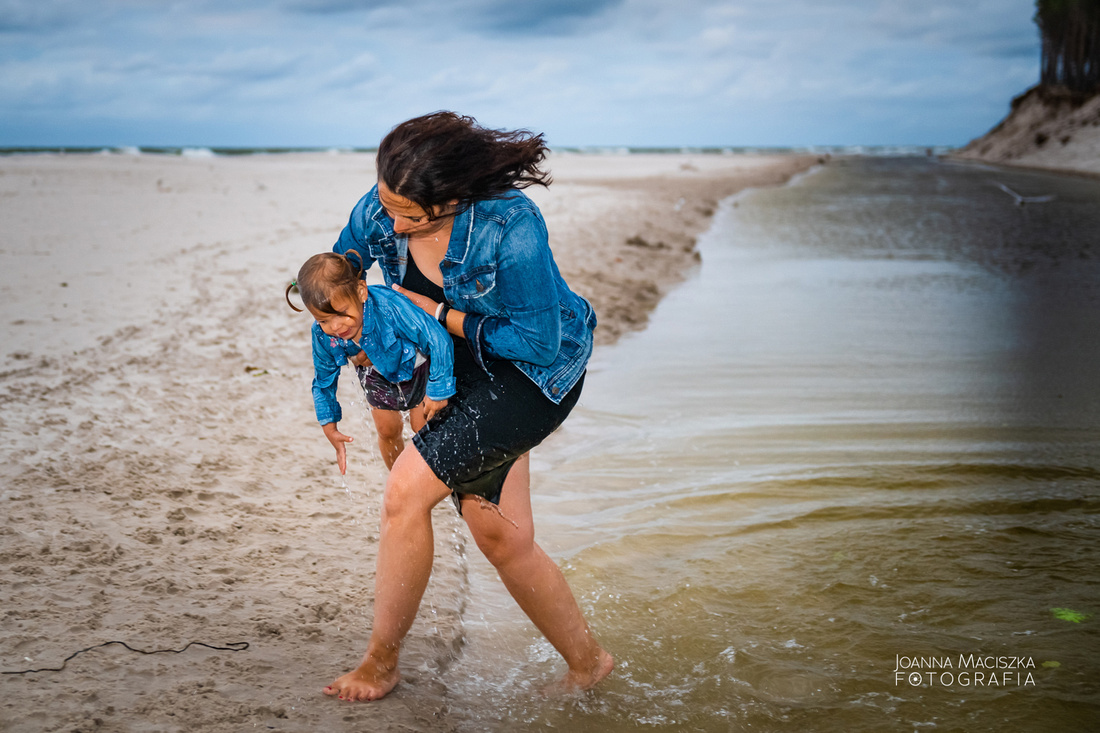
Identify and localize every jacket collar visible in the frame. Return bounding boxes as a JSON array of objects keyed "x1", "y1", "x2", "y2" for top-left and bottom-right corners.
[
  {"x1": 367, "y1": 183, "x2": 473, "y2": 264},
  {"x1": 367, "y1": 187, "x2": 396, "y2": 236},
  {"x1": 361, "y1": 291, "x2": 400, "y2": 351},
  {"x1": 444, "y1": 204, "x2": 474, "y2": 265}
]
